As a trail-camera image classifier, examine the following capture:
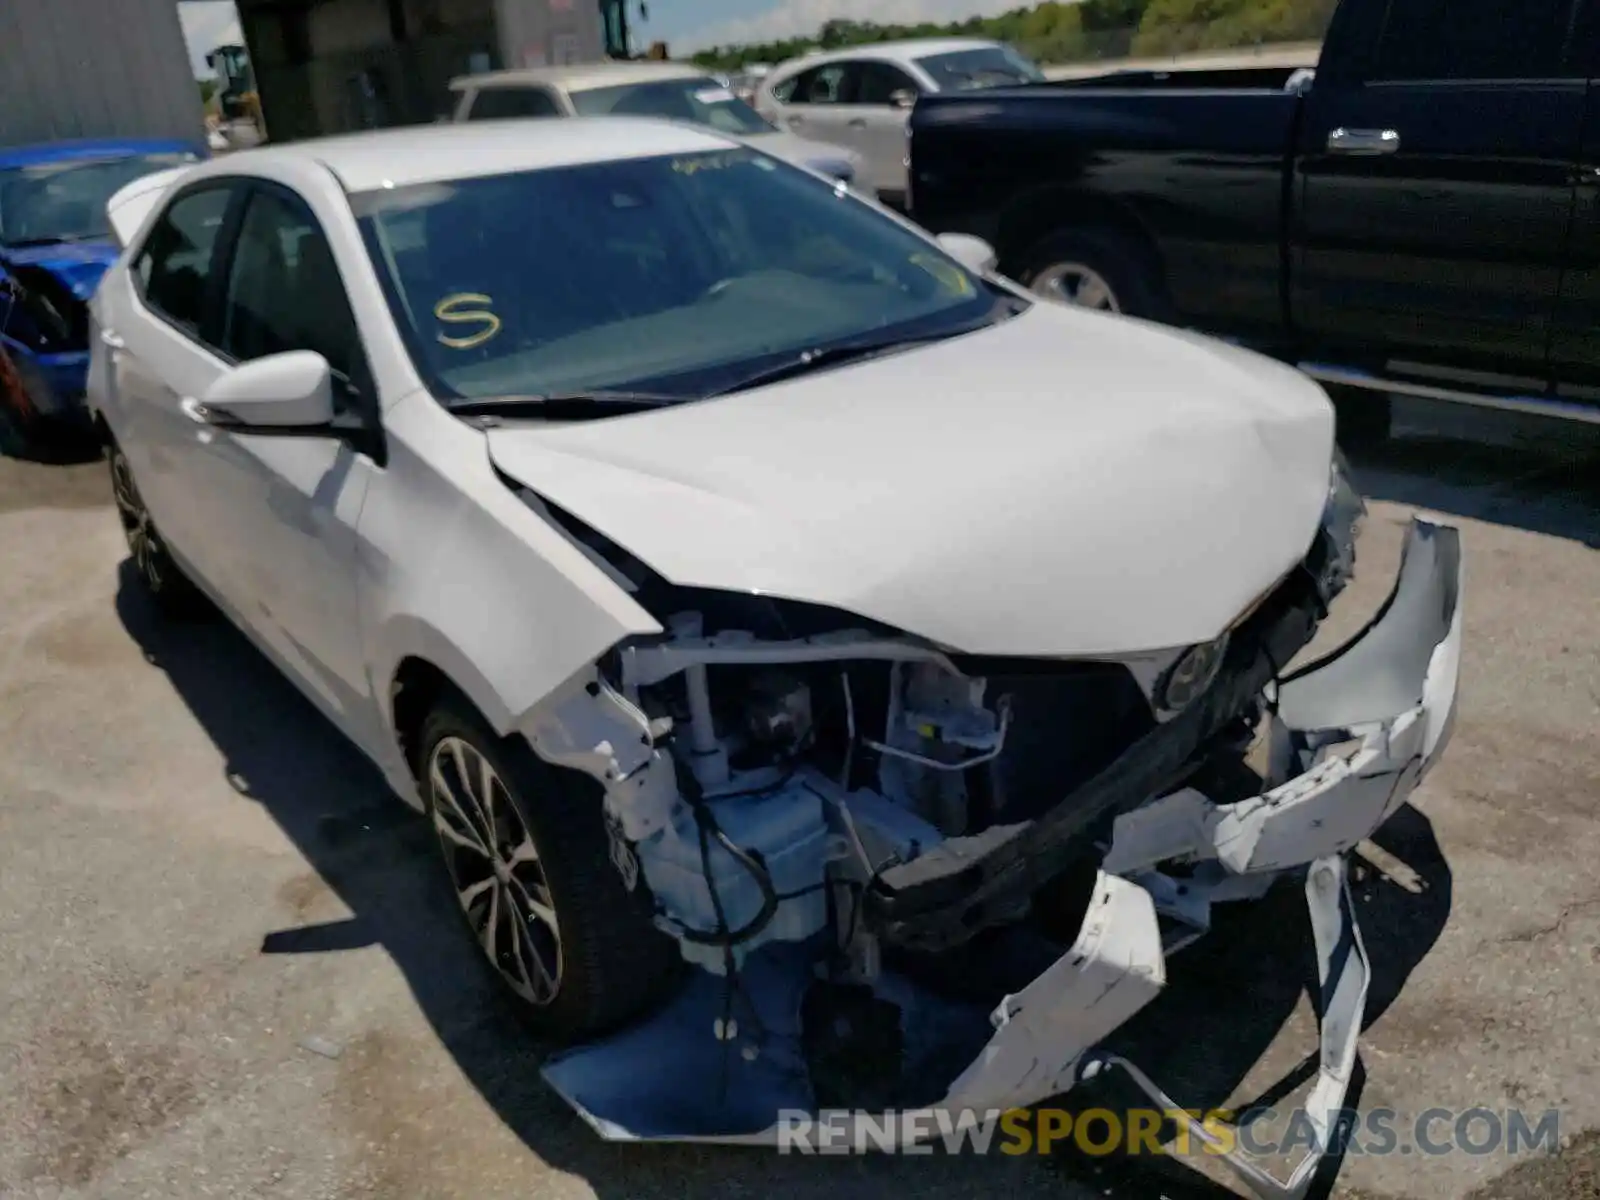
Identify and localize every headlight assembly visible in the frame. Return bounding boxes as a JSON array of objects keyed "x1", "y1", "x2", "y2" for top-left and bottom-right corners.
[{"x1": 1154, "y1": 632, "x2": 1229, "y2": 715}]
